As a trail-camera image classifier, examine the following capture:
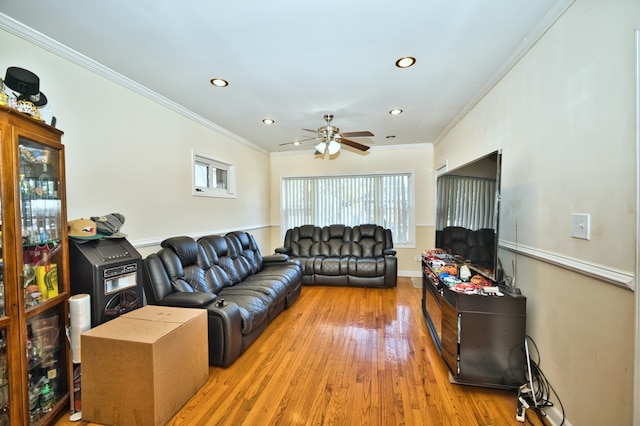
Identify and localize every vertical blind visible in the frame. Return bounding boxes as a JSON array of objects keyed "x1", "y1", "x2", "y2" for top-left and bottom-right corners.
[
  {"x1": 281, "y1": 173, "x2": 413, "y2": 245},
  {"x1": 436, "y1": 175, "x2": 496, "y2": 230}
]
